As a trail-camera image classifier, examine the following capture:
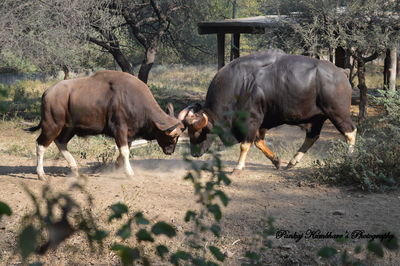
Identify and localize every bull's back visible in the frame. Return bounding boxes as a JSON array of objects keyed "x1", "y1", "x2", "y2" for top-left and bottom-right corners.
[{"x1": 252, "y1": 55, "x2": 351, "y2": 127}]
